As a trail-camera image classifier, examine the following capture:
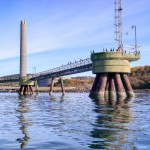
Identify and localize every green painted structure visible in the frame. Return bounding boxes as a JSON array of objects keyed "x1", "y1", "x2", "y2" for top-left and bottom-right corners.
[{"x1": 19, "y1": 77, "x2": 35, "y2": 95}]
